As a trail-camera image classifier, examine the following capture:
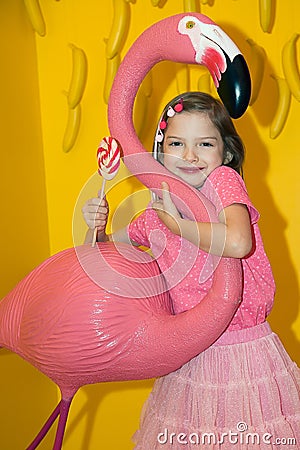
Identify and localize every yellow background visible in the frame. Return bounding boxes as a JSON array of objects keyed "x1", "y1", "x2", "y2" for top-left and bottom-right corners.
[{"x1": 0, "y1": 0, "x2": 299, "y2": 448}]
